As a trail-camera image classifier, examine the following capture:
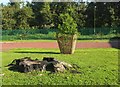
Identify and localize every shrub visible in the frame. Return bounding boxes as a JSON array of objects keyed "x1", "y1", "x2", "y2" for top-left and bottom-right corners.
[{"x1": 57, "y1": 13, "x2": 78, "y2": 35}]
